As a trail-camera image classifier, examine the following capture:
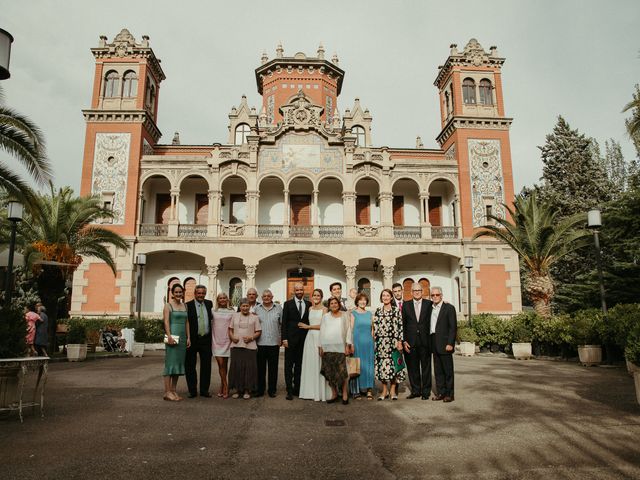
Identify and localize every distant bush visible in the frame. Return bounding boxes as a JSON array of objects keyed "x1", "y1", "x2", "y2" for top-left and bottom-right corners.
[
  {"x1": 507, "y1": 312, "x2": 536, "y2": 343},
  {"x1": 66, "y1": 323, "x2": 87, "y2": 344},
  {"x1": 471, "y1": 313, "x2": 509, "y2": 349},
  {"x1": 568, "y1": 309, "x2": 604, "y2": 346},
  {"x1": 625, "y1": 322, "x2": 640, "y2": 366},
  {"x1": 457, "y1": 325, "x2": 479, "y2": 343},
  {"x1": 605, "y1": 304, "x2": 640, "y2": 350},
  {"x1": 61, "y1": 317, "x2": 164, "y2": 343}
]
